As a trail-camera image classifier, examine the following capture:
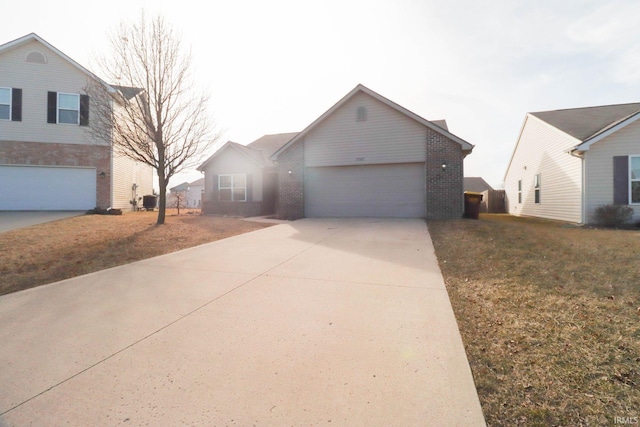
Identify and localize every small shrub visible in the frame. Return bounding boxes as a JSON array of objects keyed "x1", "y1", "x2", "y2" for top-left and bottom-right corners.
[{"x1": 594, "y1": 204, "x2": 633, "y2": 228}]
